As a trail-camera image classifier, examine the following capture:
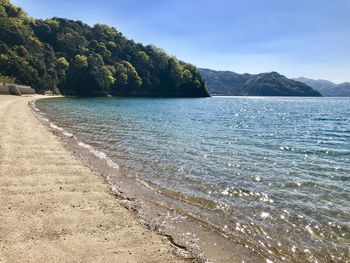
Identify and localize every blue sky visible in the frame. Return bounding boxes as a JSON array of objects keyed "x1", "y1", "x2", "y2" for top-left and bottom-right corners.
[{"x1": 12, "y1": 0, "x2": 350, "y2": 83}]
